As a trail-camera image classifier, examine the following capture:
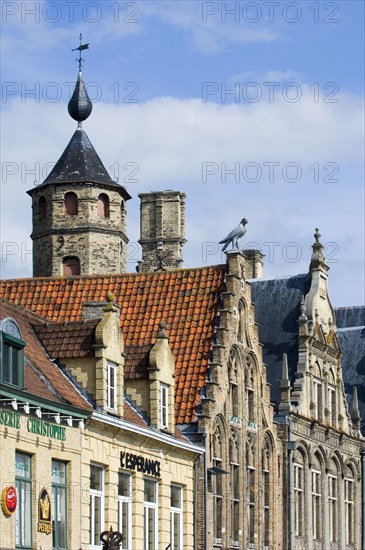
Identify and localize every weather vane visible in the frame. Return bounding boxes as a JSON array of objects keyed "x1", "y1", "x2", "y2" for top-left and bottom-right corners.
[{"x1": 72, "y1": 33, "x2": 90, "y2": 71}]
